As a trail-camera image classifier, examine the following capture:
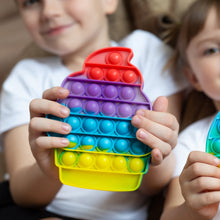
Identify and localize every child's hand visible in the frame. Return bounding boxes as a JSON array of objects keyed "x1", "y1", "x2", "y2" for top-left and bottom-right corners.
[
  {"x1": 180, "y1": 151, "x2": 220, "y2": 219},
  {"x1": 131, "y1": 96, "x2": 178, "y2": 165},
  {"x1": 29, "y1": 87, "x2": 71, "y2": 179}
]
